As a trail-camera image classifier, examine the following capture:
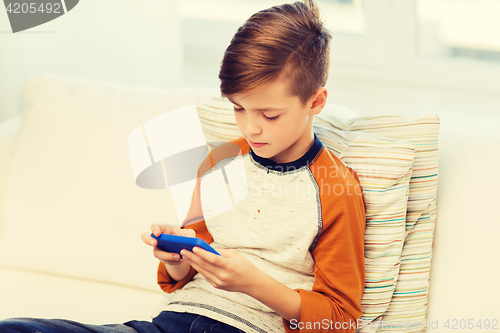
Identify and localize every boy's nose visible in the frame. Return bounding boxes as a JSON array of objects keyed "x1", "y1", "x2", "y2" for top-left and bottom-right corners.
[{"x1": 245, "y1": 115, "x2": 262, "y2": 136}]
